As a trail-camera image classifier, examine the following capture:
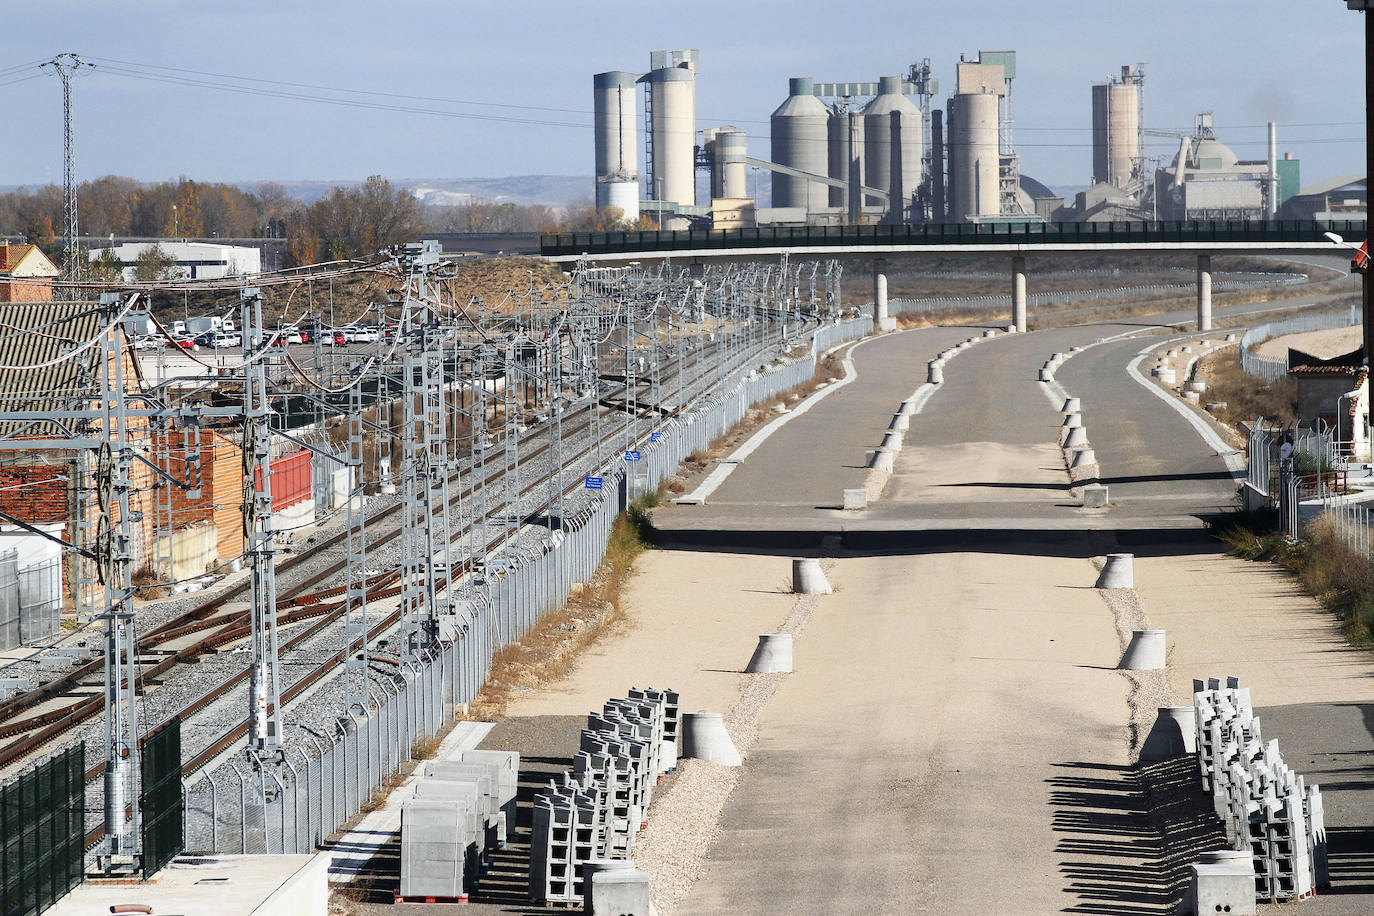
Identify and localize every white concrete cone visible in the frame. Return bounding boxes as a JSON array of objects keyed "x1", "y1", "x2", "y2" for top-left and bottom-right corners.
[
  {"x1": 899, "y1": 398, "x2": 917, "y2": 416},
  {"x1": 1038, "y1": 367, "x2": 1054, "y2": 382},
  {"x1": 868, "y1": 448, "x2": 895, "y2": 472},
  {"x1": 792, "y1": 557, "x2": 832, "y2": 595},
  {"x1": 1063, "y1": 412, "x2": 1082, "y2": 428},
  {"x1": 1052, "y1": 352, "x2": 1065, "y2": 364},
  {"x1": 682, "y1": 712, "x2": 741, "y2": 766},
  {"x1": 928, "y1": 363, "x2": 944, "y2": 384},
  {"x1": 1006, "y1": 324, "x2": 1017, "y2": 333},
  {"x1": 880, "y1": 431, "x2": 904, "y2": 451},
  {"x1": 1069, "y1": 447, "x2": 1096, "y2": 469},
  {"x1": 1096, "y1": 552, "x2": 1134, "y2": 588},
  {"x1": 1138, "y1": 706, "x2": 1197, "y2": 761},
  {"x1": 889, "y1": 414, "x2": 910, "y2": 432},
  {"x1": 1118, "y1": 629, "x2": 1166, "y2": 671},
  {"x1": 1224, "y1": 333, "x2": 1236, "y2": 342},
  {"x1": 1064, "y1": 426, "x2": 1089, "y2": 448},
  {"x1": 1061, "y1": 397, "x2": 1081, "y2": 413},
  {"x1": 745, "y1": 633, "x2": 794, "y2": 673},
  {"x1": 983, "y1": 329, "x2": 997, "y2": 338}
]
